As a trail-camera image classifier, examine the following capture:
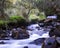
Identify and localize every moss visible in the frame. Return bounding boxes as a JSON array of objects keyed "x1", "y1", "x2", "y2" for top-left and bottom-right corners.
[{"x1": 9, "y1": 16, "x2": 25, "y2": 22}]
